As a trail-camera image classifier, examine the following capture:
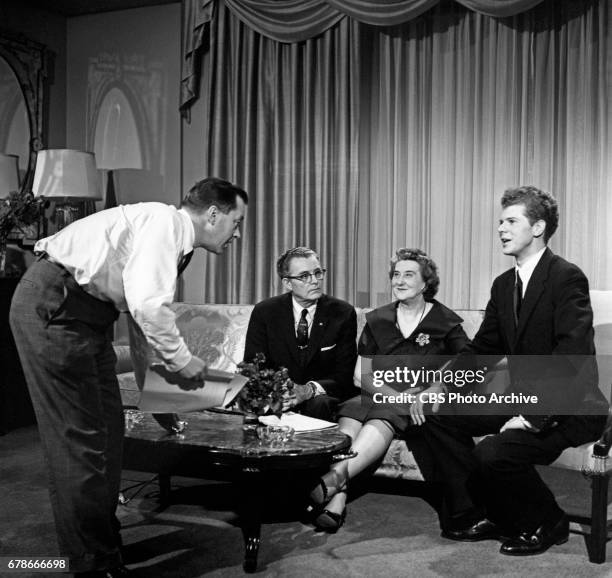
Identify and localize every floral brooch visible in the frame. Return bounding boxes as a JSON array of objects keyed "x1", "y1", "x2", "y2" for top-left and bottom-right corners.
[{"x1": 415, "y1": 333, "x2": 430, "y2": 347}]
